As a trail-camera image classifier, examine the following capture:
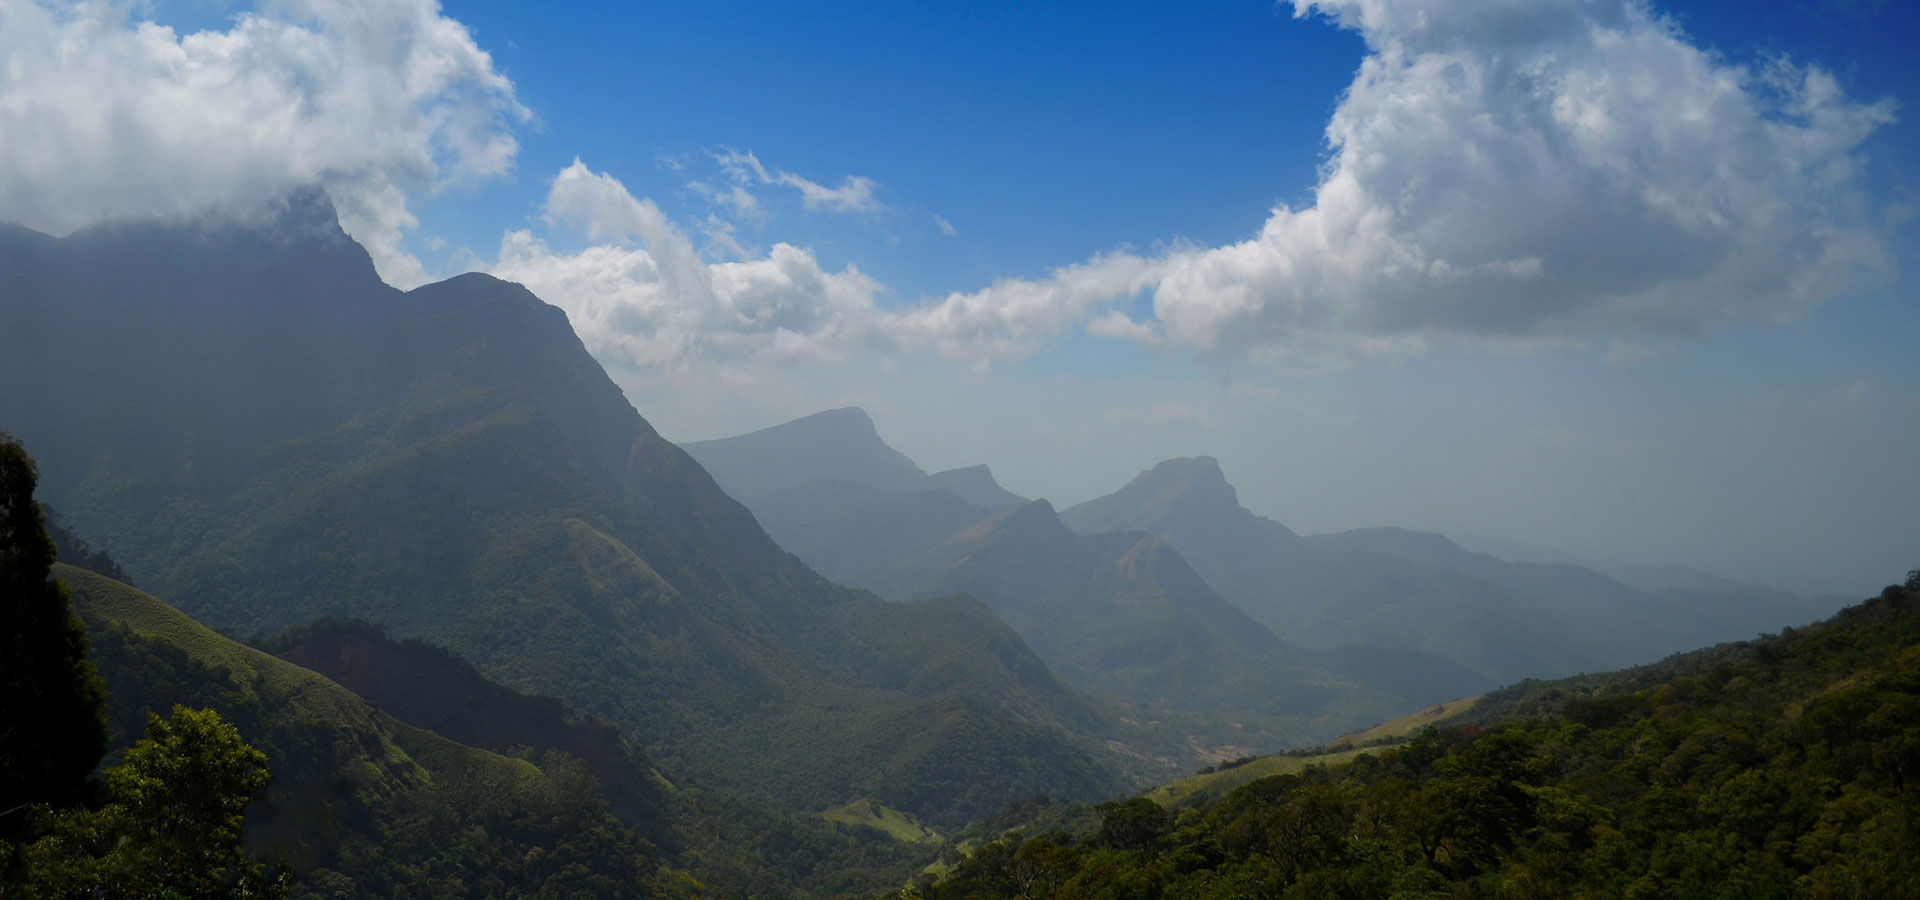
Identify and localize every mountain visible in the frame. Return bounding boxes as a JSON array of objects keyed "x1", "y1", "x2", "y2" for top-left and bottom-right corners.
[
  {"x1": 864, "y1": 499, "x2": 1421, "y2": 744},
  {"x1": 691, "y1": 418, "x2": 1487, "y2": 753},
  {"x1": 681, "y1": 406, "x2": 931, "y2": 500},
  {"x1": 1062, "y1": 458, "x2": 1839, "y2": 684},
  {"x1": 902, "y1": 574, "x2": 1920, "y2": 898},
  {"x1": 926, "y1": 465, "x2": 1028, "y2": 510},
  {"x1": 0, "y1": 196, "x2": 1123, "y2": 827},
  {"x1": 750, "y1": 479, "x2": 1004, "y2": 589},
  {"x1": 61, "y1": 563, "x2": 682, "y2": 896},
  {"x1": 682, "y1": 406, "x2": 1029, "y2": 508}
]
